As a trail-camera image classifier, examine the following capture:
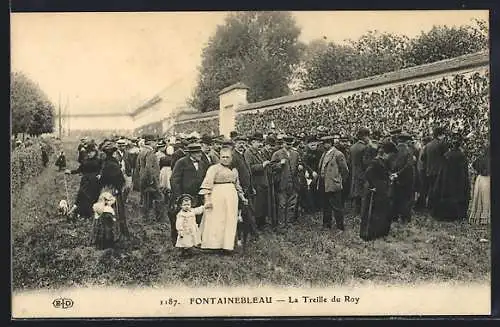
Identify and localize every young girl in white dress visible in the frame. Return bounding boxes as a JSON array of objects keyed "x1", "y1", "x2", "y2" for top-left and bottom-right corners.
[{"x1": 175, "y1": 194, "x2": 207, "y2": 257}]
